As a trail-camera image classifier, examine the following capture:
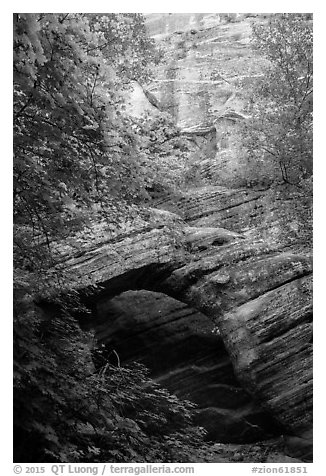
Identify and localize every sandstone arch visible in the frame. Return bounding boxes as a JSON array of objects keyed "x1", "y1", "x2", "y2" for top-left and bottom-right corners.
[{"x1": 59, "y1": 211, "x2": 312, "y2": 458}]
